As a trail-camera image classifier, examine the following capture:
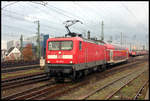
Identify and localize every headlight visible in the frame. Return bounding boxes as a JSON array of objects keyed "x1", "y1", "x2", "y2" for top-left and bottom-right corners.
[
  {"x1": 70, "y1": 61, "x2": 72, "y2": 64},
  {"x1": 47, "y1": 61, "x2": 50, "y2": 63}
]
